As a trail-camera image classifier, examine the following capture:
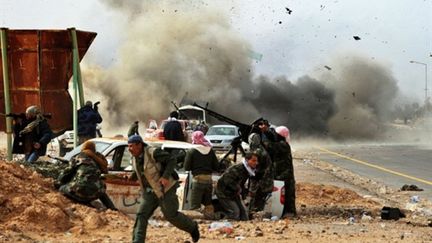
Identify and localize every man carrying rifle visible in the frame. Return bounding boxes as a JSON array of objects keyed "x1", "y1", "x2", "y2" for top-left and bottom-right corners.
[
  {"x1": 11, "y1": 105, "x2": 53, "y2": 163},
  {"x1": 78, "y1": 101, "x2": 102, "y2": 144},
  {"x1": 248, "y1": 119, "x2": 275, "y2": 213}
]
